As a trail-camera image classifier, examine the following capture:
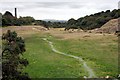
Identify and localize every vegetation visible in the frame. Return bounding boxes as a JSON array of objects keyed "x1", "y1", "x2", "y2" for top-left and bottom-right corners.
[
  {"x1": 35, "y1": 9, "x2": 120, "y2": 30},
  {"x1": 22, "y1": 33, "x2": 118, "y2": 78},
  {"x1": 1, "y1": 9, "x2": 120, "y2": 30},
  {"x1": 1, "y1": 26, "x2": 118, "y2": 78},
  {"x1": 1, "y1": 7, "x2": 119, "y2": 79},
  {"x1": 2, "y1": 30, "x2": 30, "y2": 80},
  {"x1": 51, "y1": 35, "x2": 118, "y2": 77},
  {"x1": 23, "y1": 34, "x2": 84, "y2": 78},
  {"x1": 18, "y1": 16, "x2": 35, "y2": 25},
  {"x1": 2, "y1": 11, "x2": 18, "y2": 26},
  {"x1": 65, "y1": 9, "x2": 120, "y2": 30},
  {"x1": 65, "y1": 18, "x2": 77, "y2": 30},
  {"x1": 2, "y1": 11, "x2": 35, "y2": 26}
]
